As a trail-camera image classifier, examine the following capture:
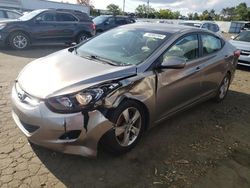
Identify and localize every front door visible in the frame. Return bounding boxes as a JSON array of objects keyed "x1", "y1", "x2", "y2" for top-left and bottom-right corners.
[
  {"x1": 156, "y1": 34, "x2": 204, "y2": 120},
  {"x1": 31, "y1": 12, "x2": 58, "y2": 42}
]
